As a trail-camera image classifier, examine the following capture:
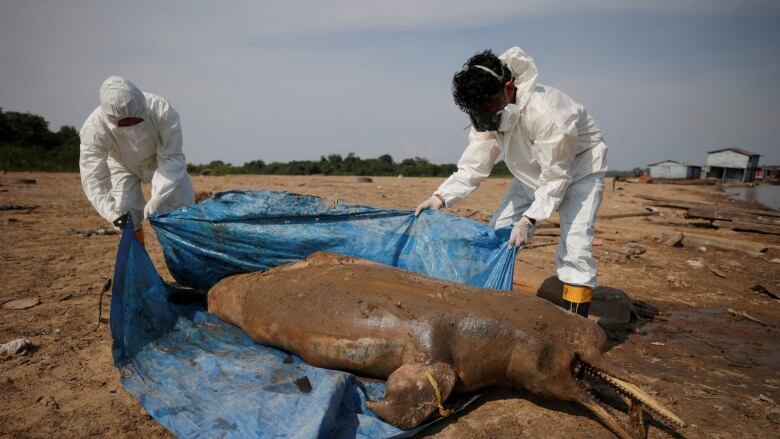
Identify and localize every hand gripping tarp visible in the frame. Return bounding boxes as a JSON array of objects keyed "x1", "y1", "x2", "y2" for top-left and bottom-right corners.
[{"x1": 111, "y1": 190, "x2": 515, "y2": 438}]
